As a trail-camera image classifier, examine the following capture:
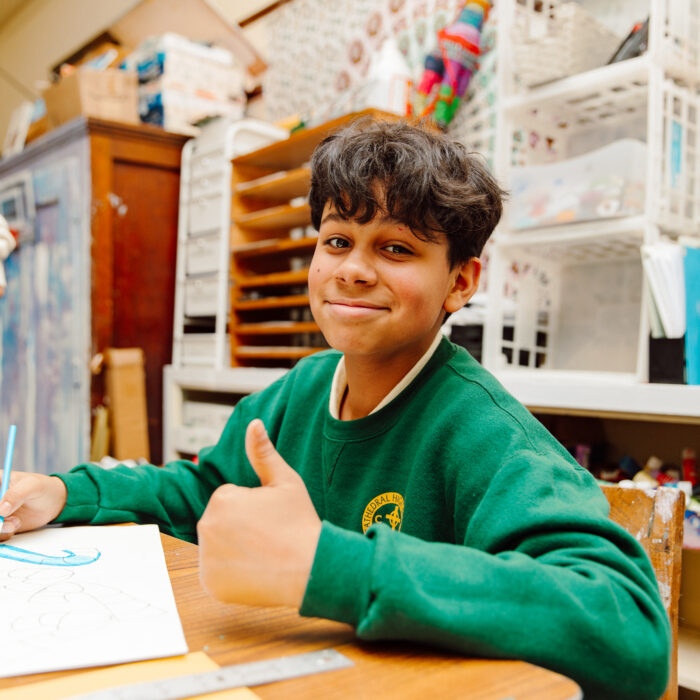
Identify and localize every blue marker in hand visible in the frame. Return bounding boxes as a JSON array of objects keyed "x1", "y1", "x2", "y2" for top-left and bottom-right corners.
[{"x1": 0, "y1": 424, "x2": 17, "y2": 527}]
